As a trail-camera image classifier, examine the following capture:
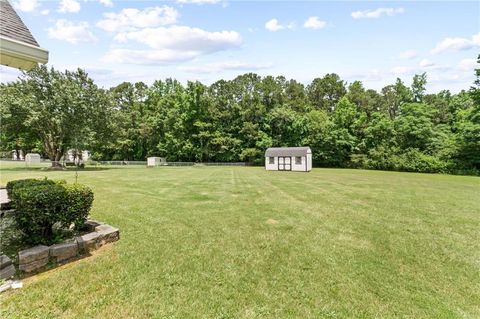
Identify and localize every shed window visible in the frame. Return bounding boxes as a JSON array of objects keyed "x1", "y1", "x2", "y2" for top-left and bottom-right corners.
[
  {"x1": 295, "y1": 156, "x2": 302, "y2": 165},
  {"x1": 269, "y1": 157, "x2": 274, "y2": 164}
]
